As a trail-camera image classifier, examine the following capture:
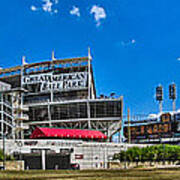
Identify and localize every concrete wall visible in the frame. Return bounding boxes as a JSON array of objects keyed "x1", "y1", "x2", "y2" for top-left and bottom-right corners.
[
  {"x1": 109, "y1": 161, "x2": 180, "y2": 169},
  {"x1": 0, "y1": 161, "x2": 24, "y2": 170},
  {"x1": 0, "y1": 140, "x2": 149, "y2": 170},
  {"x1": 71, "y1": 143, "x2": 124, "y2": 169}
]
